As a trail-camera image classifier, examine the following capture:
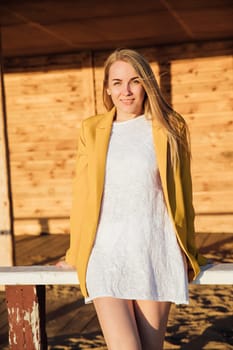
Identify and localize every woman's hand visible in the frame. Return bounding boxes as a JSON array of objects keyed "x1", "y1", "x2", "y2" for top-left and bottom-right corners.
[{"x1": 56, "y1": 257, "x2": 74, "y2": 269}]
